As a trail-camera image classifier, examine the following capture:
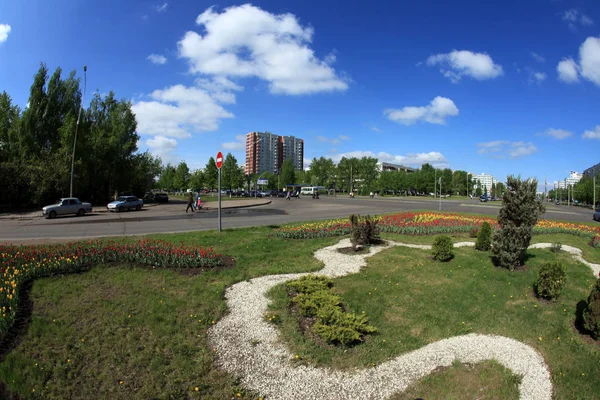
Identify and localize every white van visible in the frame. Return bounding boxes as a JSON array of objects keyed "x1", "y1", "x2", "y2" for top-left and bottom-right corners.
[{"x1": 300, "y1": 186, "x2": 319, "y2": 196}]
